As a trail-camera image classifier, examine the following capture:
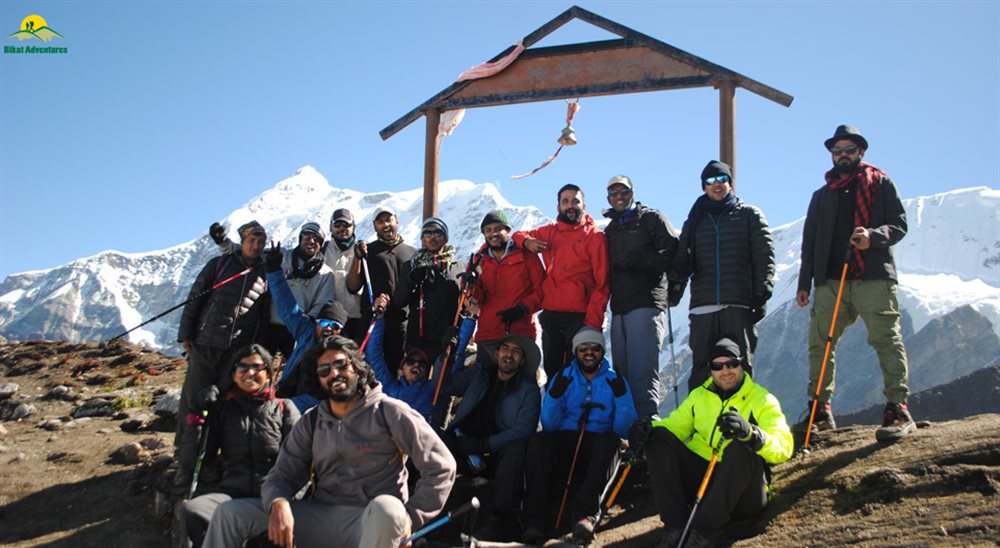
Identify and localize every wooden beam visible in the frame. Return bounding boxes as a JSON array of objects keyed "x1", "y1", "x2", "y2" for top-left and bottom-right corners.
[
  {"x1": 440, "y1": 76, "x2": 711, "y2": 110},
  {"x1": 423, "y1": 109, "x2": 441, "y2": 220},
  {"x1": 719, "y1": 80, "x2": 736, "y2": 185}
]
